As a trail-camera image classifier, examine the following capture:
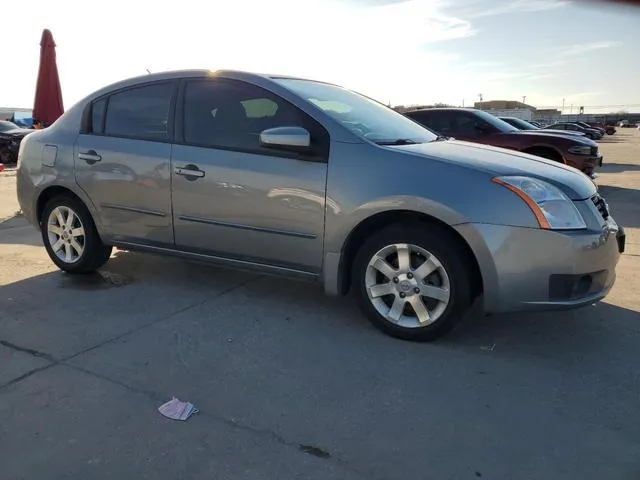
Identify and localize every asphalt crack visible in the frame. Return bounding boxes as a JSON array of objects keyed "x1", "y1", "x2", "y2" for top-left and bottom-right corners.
[
  {"x1": 66, "y1": 363, "x2": 382, "y2": 480},
  {"x1": 62, "y1": 274, "x2": 264, "y2": 363},
  {"x1": 0, "y1": 339, "x2": 57, "y2": 362},
  {"x1": 0, "y1": 275, "x2": 262, "y2": 391}
]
